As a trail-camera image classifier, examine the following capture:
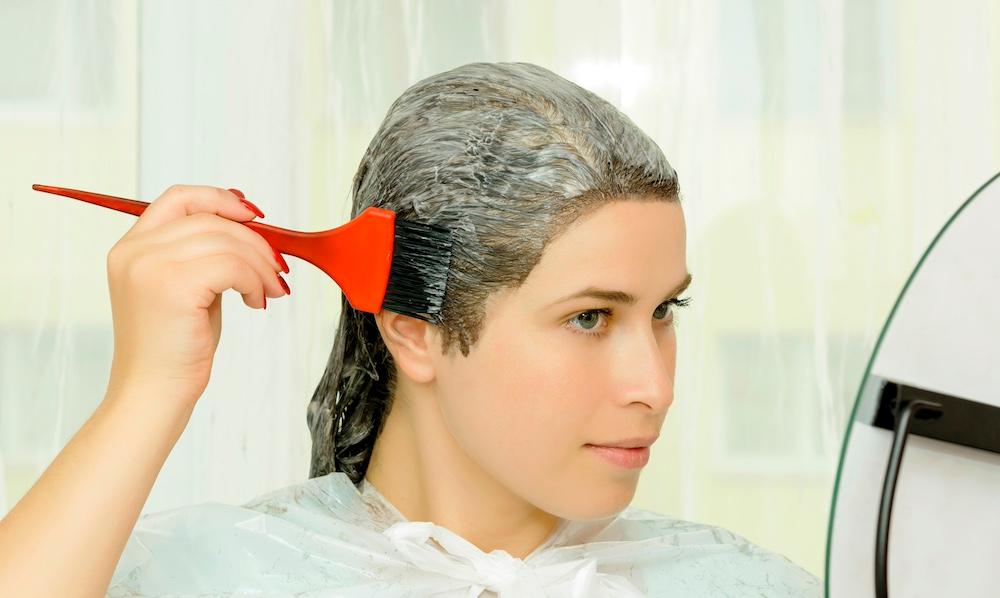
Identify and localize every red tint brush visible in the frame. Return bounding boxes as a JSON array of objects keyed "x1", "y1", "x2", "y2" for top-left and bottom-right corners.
[{"x1": 31, "y1": 184, "x2": 453, "y2": 320}]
